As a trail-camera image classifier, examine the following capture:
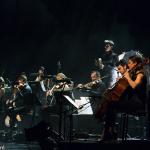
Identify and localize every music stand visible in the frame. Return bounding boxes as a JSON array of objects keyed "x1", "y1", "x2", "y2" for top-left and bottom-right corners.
[
  {"x1": 63, "y1": 95, "x2": 80, "y2": 142},
  {"x1": 63, "y1": 95, "x2": 79, "y2": 109}
]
